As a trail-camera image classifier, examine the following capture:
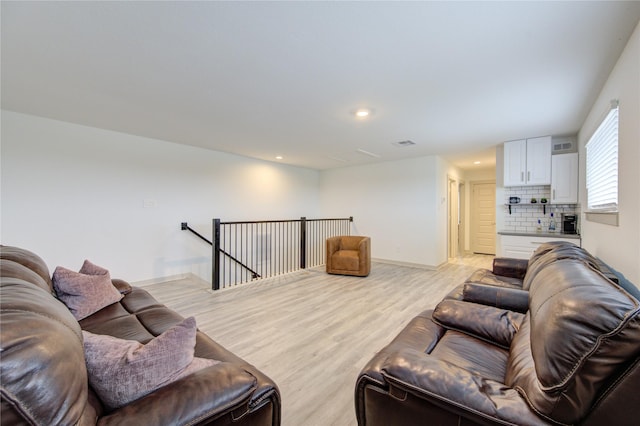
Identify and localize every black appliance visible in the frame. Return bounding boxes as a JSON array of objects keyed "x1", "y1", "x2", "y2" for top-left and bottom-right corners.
[{"x1": 562, "y1": 214, "x2": 578, "y2": 234}]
